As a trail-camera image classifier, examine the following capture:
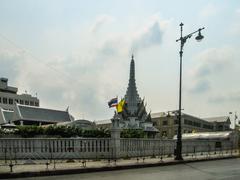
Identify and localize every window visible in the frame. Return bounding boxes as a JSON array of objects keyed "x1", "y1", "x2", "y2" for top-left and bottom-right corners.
[
  {"x1": 215, "y1": 142, "x2": 222, "y2": 148},
  {"x1": 25, "y1": 101, "x2": 29, "y2": 105},
  {"x1": 30, "y1": 101, "x2": 34, "y2": 106},
  {"x1": 162, "y1": 120, "x2": 168, "y2": 126},
  {"x1": 35, "y1": 102, "x2": 39, "y2": 106},
  {"x1": 20, "y1": 100, "x2": 24, "y2": 104},
  {"x1": 218, "y1": 125, "x2": 223, "y2": 131},
  {"x1": 184, "y1": 119, "x2": 193, "y2": 125},
  {"x1": 15, "y1": 99, "x2": 19, "y2": 103},
  {"x1": 203, "y1": 124, "x2": 213, "y2": 130},
  {"x1": 9, "y1": 98, "x2": 13, "y2": 104},
  {"x1": 193, "y1": 122, "x2": 201, "y2": 127},
  {"x1": 3, "y1": 98, "x2": 7, "y2": 104},
  {"x1": 0, "y1": 97, "x2": 1, "y2": 103},
  {"x1": 174, "y1": 119, "x2": 178, "y2": 124}
]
